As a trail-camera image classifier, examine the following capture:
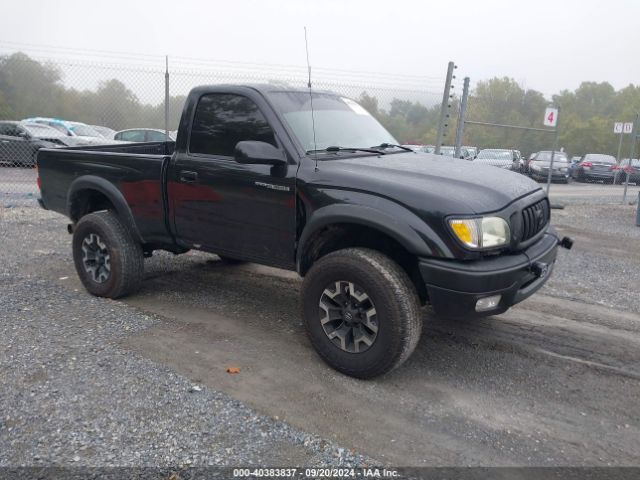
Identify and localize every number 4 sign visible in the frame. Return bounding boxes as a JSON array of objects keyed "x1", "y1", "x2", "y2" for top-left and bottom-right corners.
[{"x1": 544, "y1": 107, "x2": 558, "y2": 127}]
